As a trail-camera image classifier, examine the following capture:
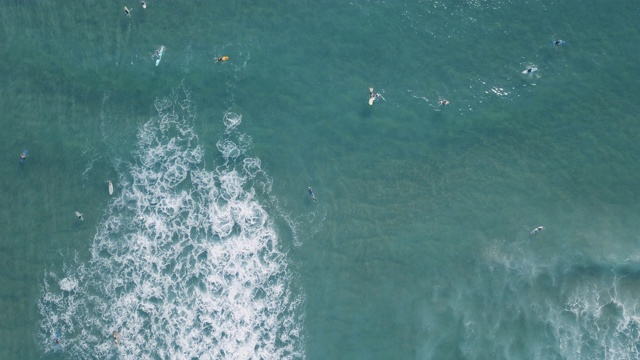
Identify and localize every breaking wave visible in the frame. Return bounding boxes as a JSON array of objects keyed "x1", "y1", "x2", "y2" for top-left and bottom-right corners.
[{"x1": 38, "y1": 86, "x2": 305, "y2": 359}]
